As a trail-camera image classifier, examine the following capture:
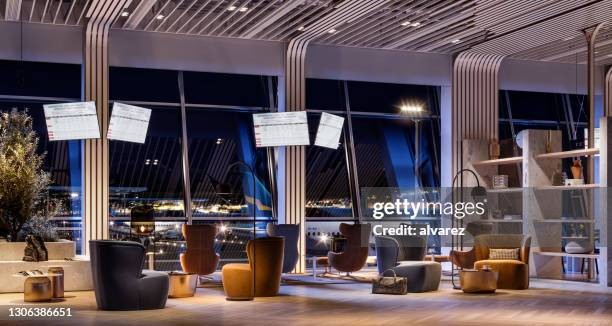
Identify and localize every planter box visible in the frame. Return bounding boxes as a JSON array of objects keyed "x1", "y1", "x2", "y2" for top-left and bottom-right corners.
[
  {"x1": 0, "y1": 239, "x2": 75, "y2": 261},
  {"x1": 0, "y1": 256, "x2": 93, "y2": 293}
]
